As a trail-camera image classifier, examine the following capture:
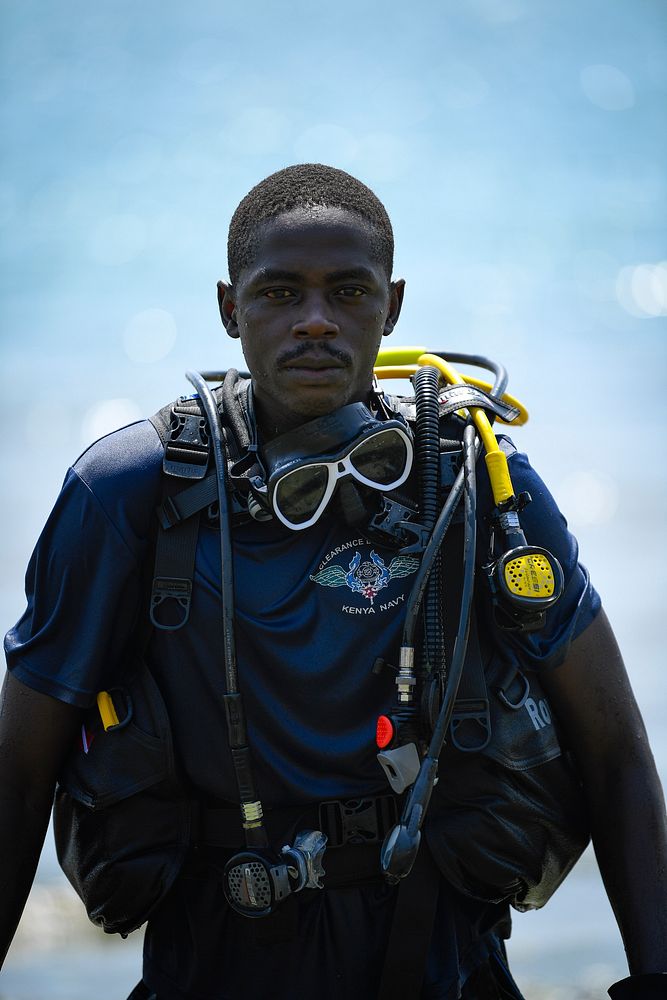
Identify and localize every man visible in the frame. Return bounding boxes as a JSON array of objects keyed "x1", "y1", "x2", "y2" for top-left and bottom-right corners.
[{"x1": 1, "y1": 164, "x2": 665, "y2": 999}]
